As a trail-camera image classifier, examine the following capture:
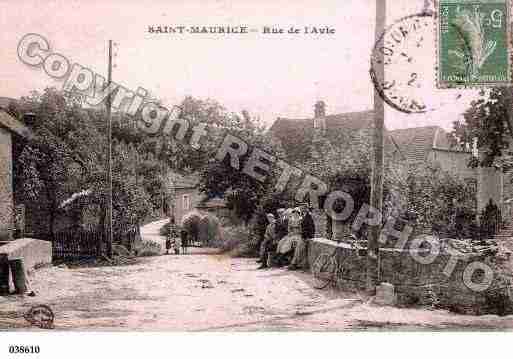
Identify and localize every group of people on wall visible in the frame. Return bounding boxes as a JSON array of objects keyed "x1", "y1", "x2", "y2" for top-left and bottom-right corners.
[{"x1": 256, "y1": 204, "x2": 315, "y2": 270}]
